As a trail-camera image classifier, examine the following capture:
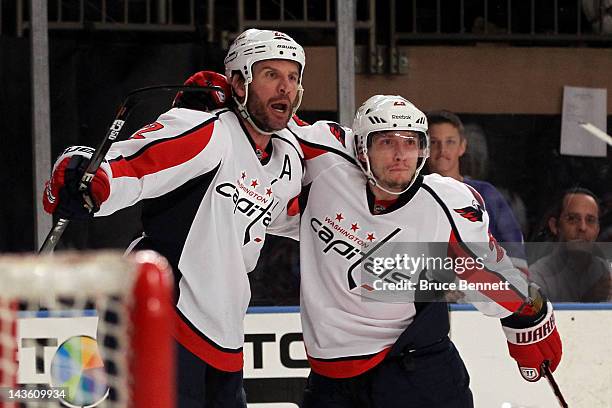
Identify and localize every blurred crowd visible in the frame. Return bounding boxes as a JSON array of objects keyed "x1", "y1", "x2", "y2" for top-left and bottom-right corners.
[{"x1": 251, "y1": 109, "x2": 612, "y2": 305}]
